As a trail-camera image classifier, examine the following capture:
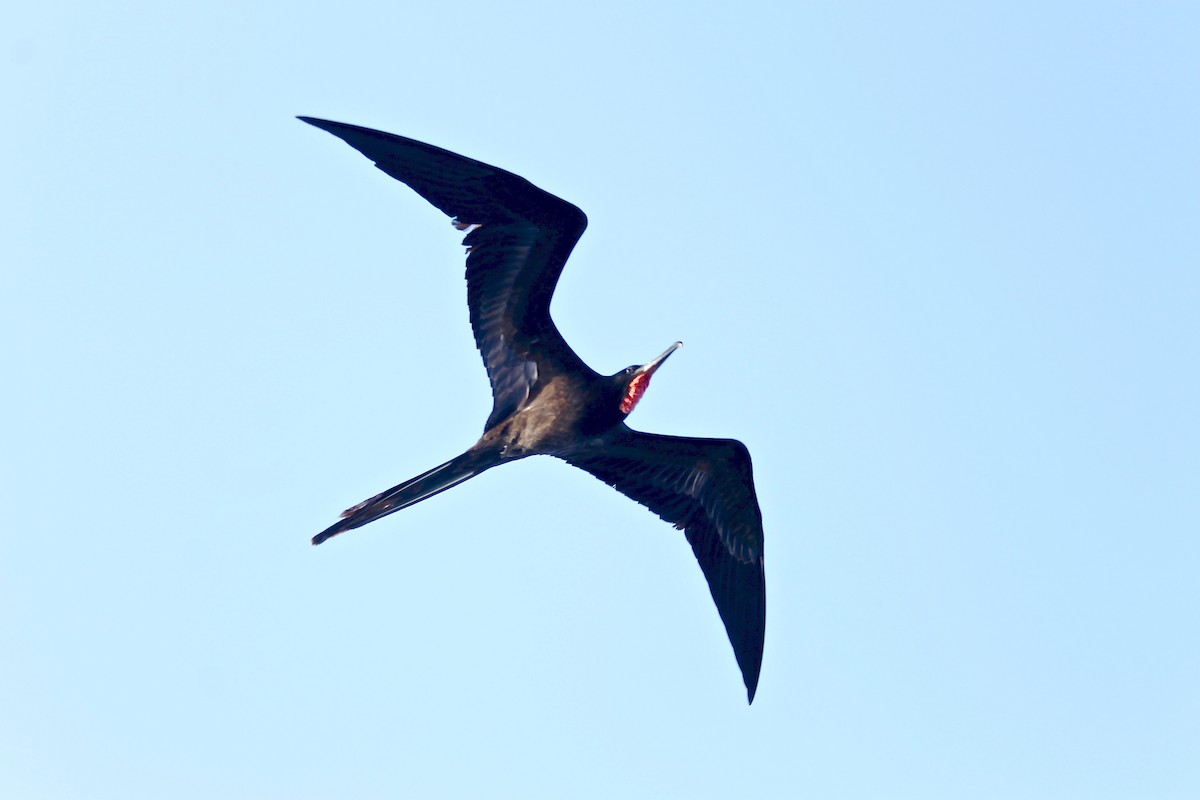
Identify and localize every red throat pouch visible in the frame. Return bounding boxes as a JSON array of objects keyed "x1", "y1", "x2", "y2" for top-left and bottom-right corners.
[{"x1": 620, "y1": 372, "x2": 651, "y2": 414}]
